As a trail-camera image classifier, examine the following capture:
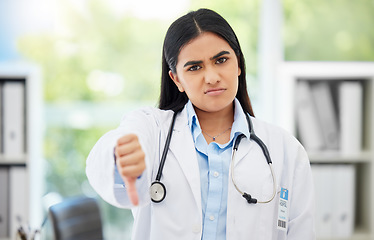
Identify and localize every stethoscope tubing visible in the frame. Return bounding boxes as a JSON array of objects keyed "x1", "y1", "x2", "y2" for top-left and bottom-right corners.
[
  {"x1": 150, "y1": 109, "x2": 277, "y2": 204},
  {"x1": 155, "y1": 111, "x2": 179, "y2": 181},
  {"x1": 230, "y1": 113, "x2": 277, "y2": 204},
  {"x1": 231, "y1": 147, "x2": 277, "y2": 204},
  {"x1": 150, "y1": 111, "x2": 179, "y2": 203}
]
